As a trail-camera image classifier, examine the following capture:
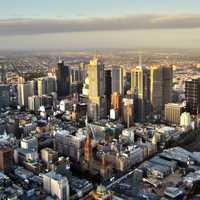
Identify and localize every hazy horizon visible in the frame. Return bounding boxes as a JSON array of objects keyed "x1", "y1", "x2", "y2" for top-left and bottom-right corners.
[{"x1": 1, "y1": 0, "x2": 200, "y2": 50}]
